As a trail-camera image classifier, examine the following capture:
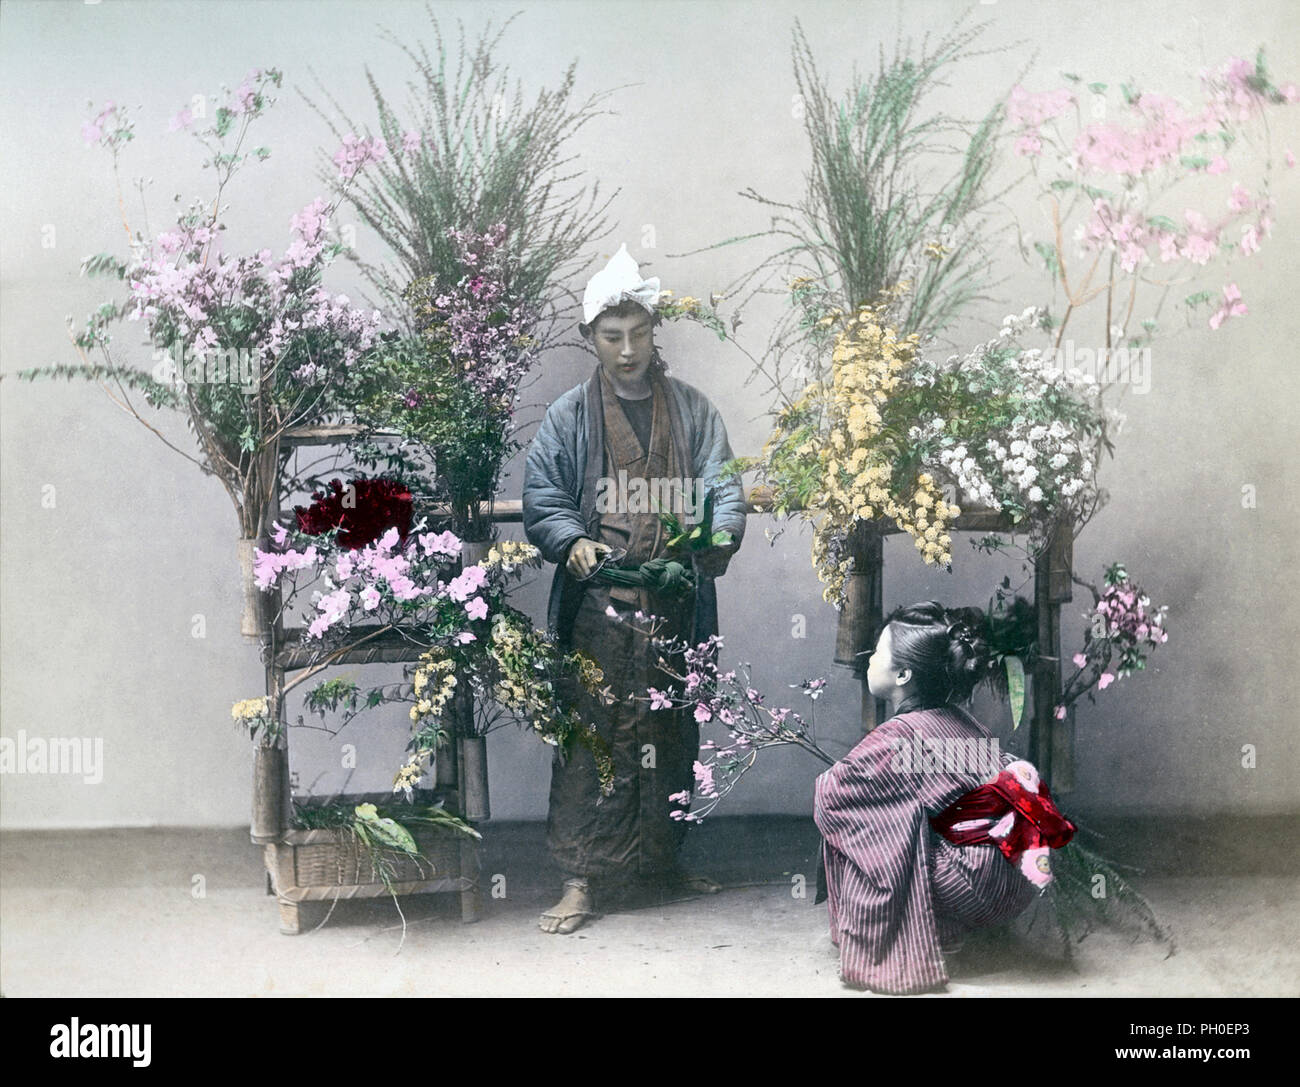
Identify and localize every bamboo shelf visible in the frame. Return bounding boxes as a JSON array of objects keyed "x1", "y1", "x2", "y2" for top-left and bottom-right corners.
[
  {"x1": 249, "y1": 426, "x2": 483, "y2": 935},
  {"x1": 249, "y1": 424, "x2": 1076, "y2": 933}
]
